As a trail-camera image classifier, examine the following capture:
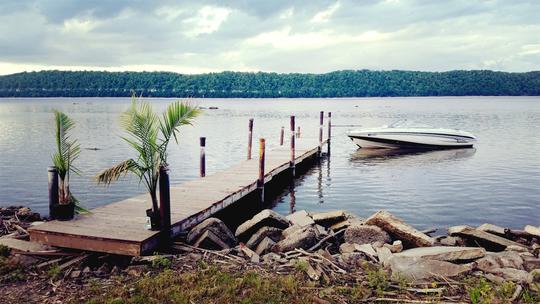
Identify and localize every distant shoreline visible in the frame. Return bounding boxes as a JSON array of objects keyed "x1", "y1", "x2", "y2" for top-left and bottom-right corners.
[{"x1": 1, "y1": 70, "x2": 539, "y2": 98}]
